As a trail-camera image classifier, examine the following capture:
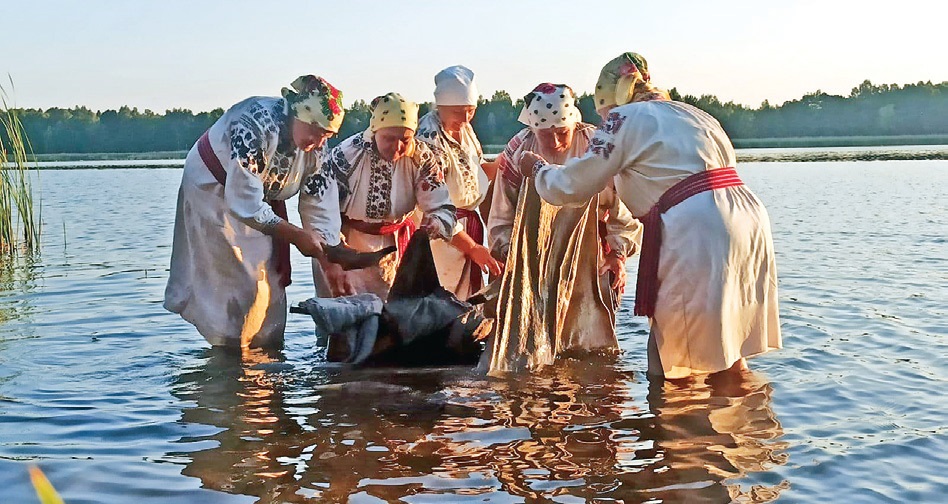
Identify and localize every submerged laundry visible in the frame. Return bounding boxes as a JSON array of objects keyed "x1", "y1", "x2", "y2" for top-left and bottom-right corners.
[
  {"x1": 293, "y1": 233, "x2": 491, "y2": 366},
  {"x1": 479, "y1": 179, "x2": 622, "y2": 376}
]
